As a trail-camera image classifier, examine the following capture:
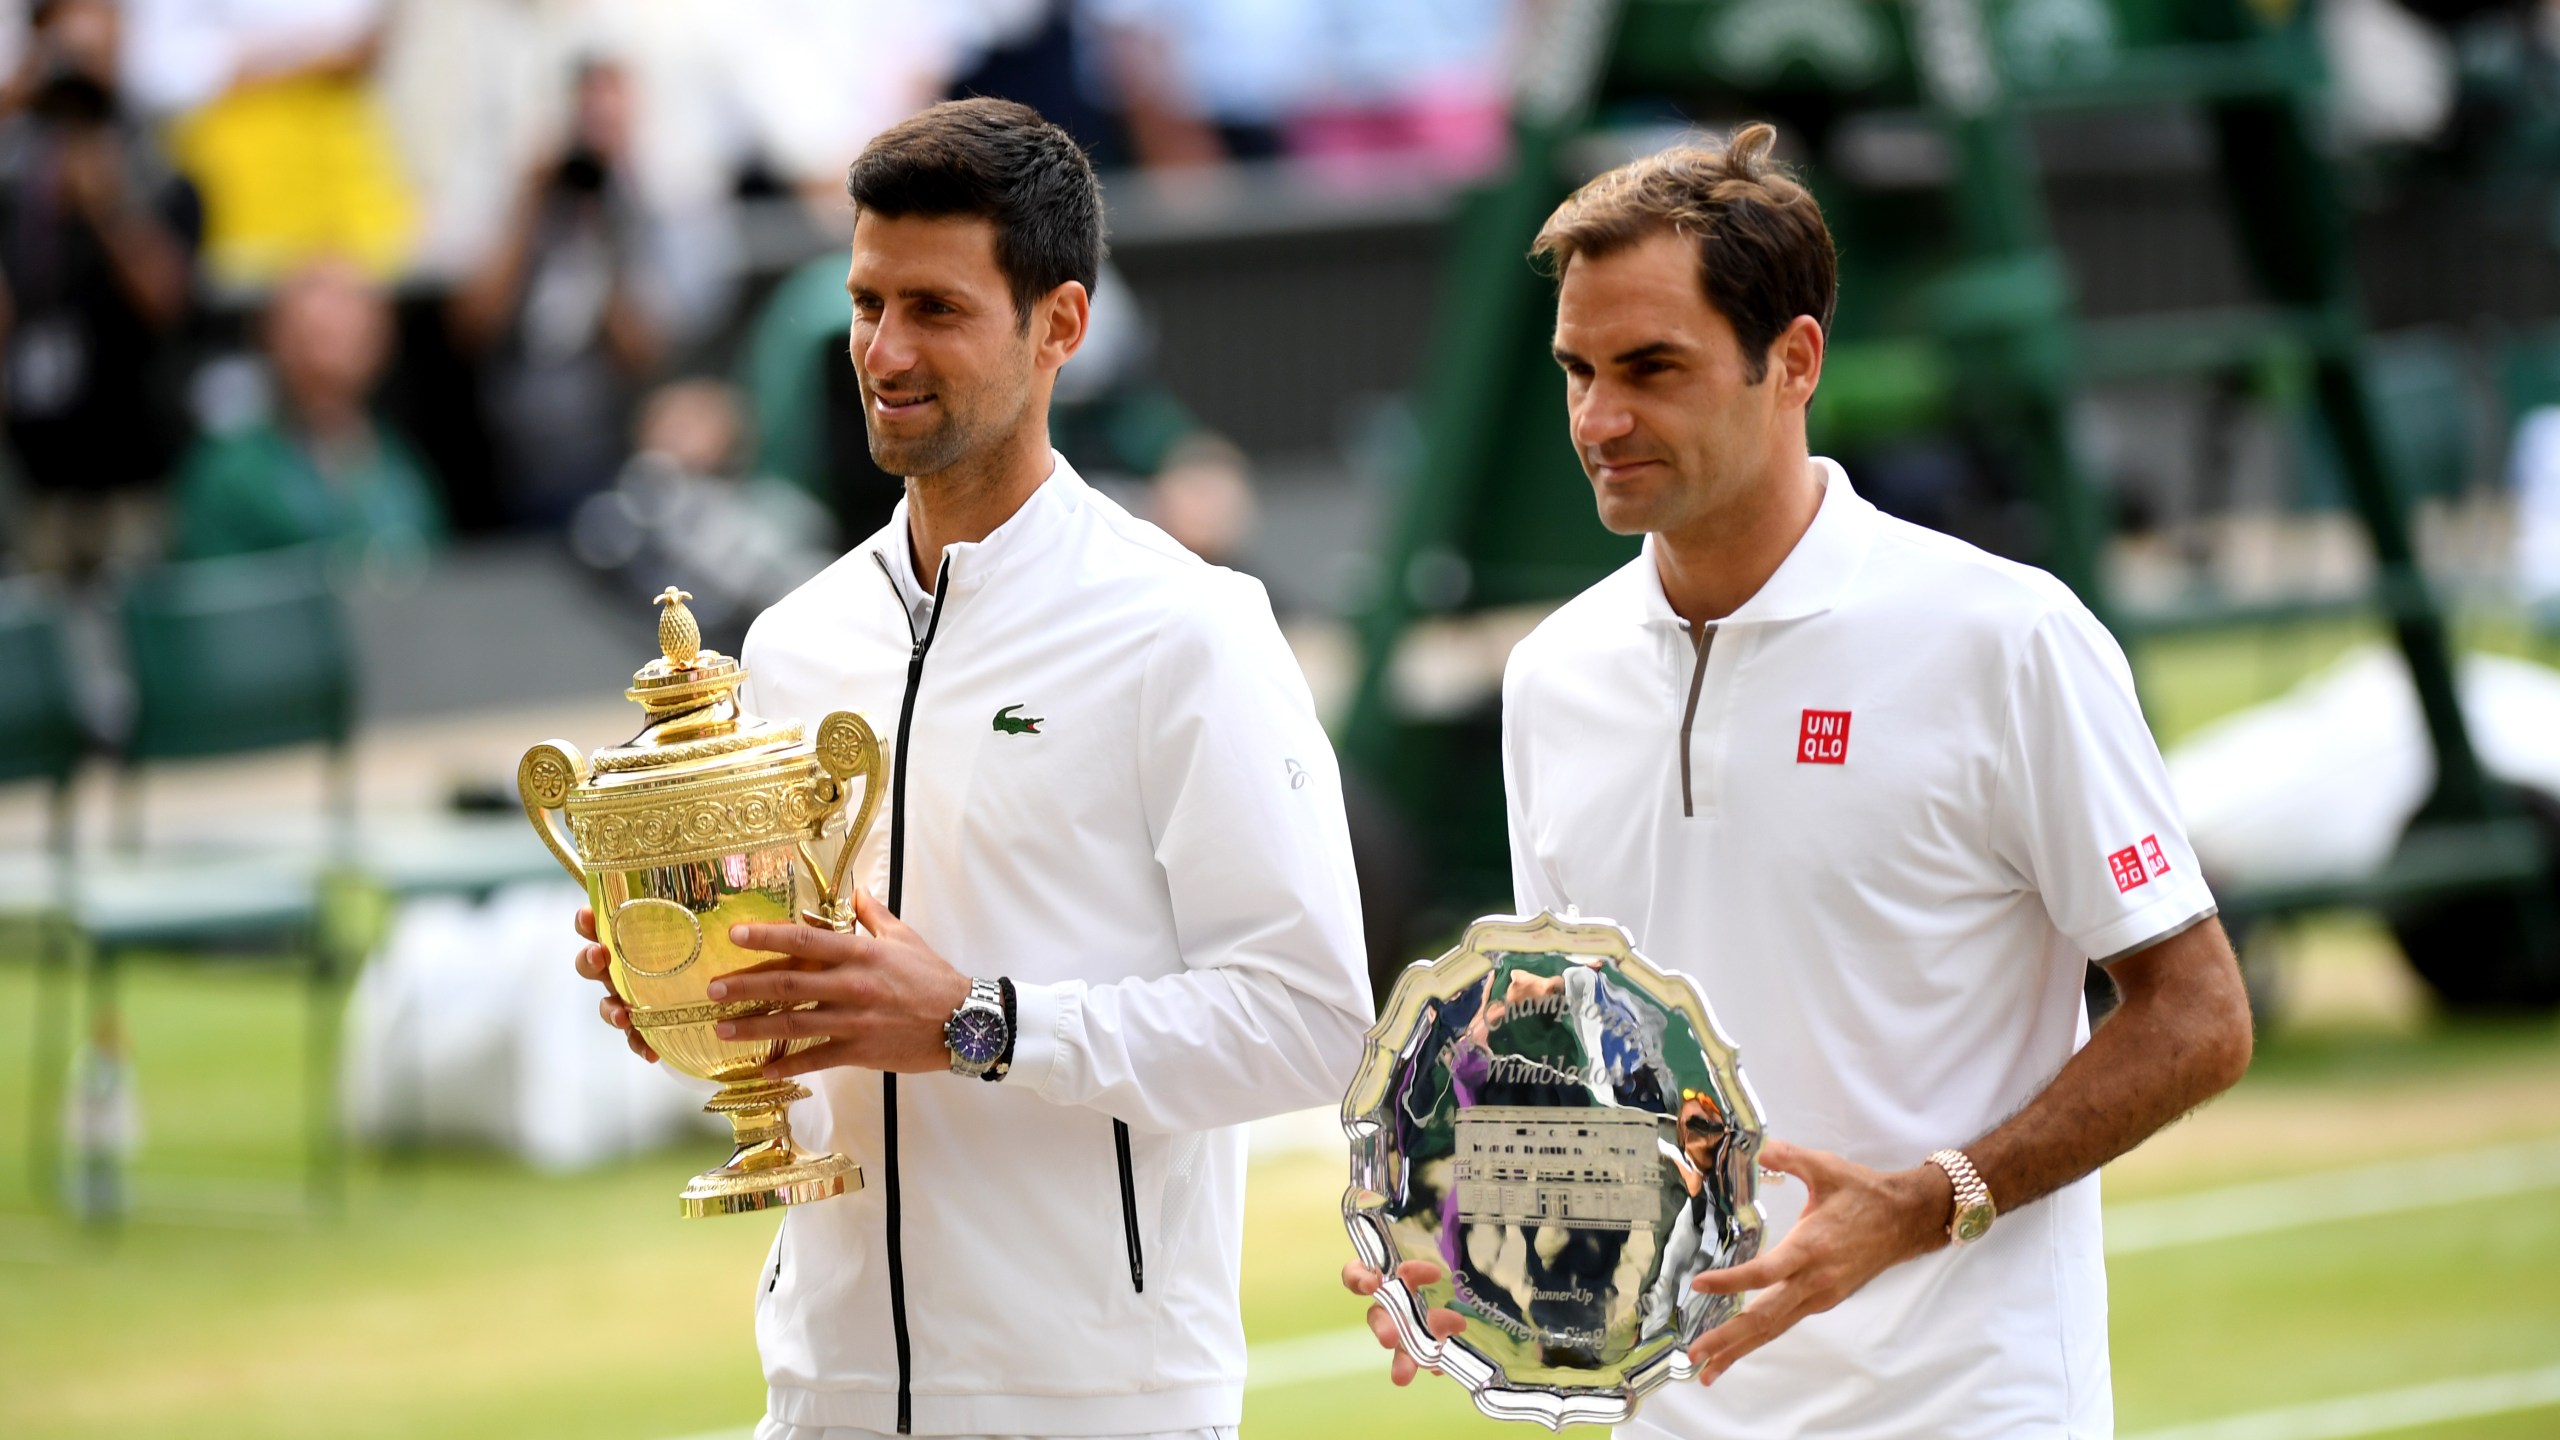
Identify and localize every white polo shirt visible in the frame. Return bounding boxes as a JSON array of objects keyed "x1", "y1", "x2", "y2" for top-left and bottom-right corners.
[{"x1": 1501, "y1": 461, "x2": 2214, "y2": 1440}]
